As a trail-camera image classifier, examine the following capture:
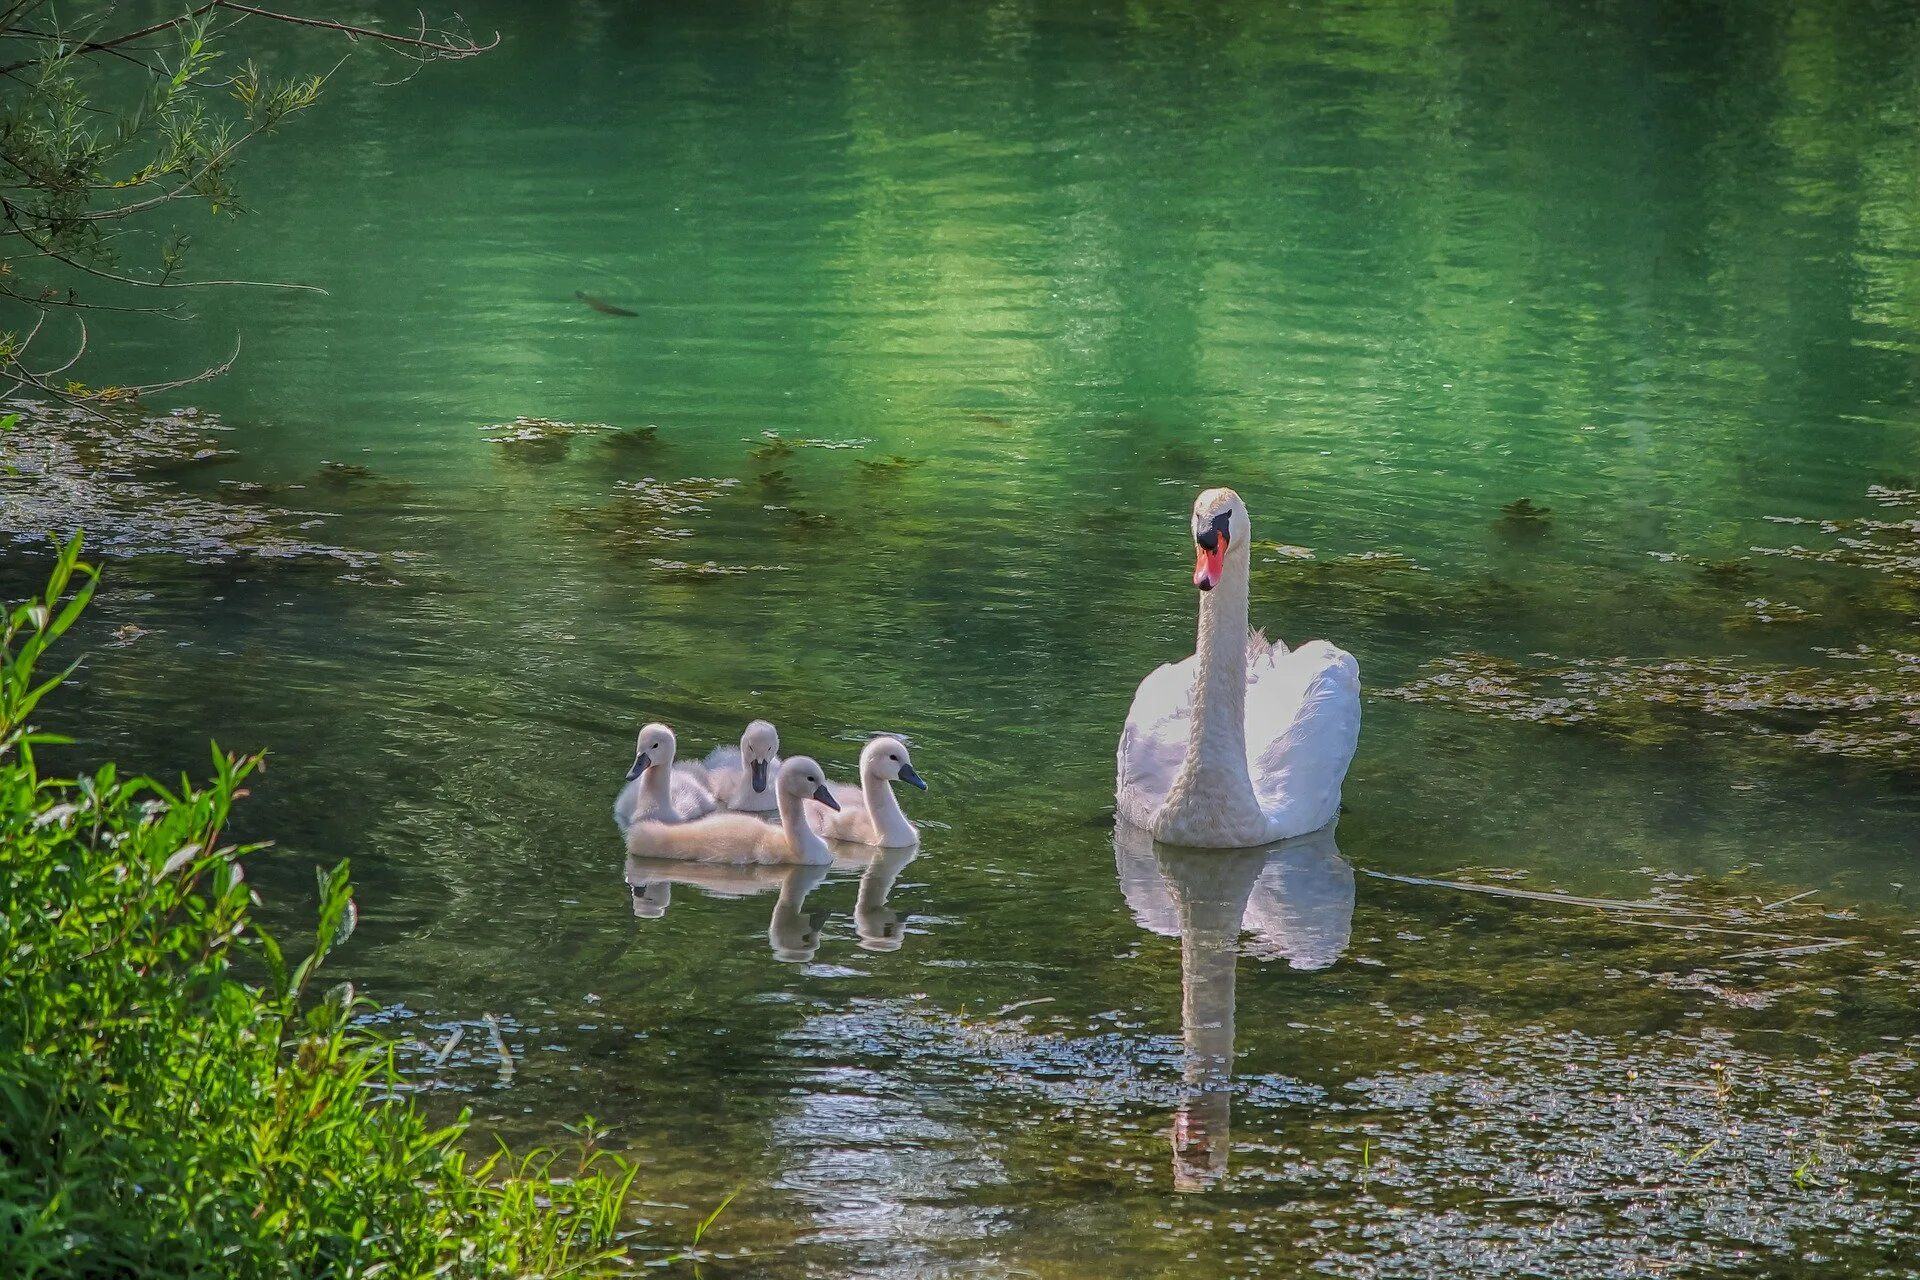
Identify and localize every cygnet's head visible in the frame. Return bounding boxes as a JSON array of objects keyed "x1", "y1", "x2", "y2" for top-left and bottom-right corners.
[
  {"x1": 860, "y1": 736, "x2": 926, "y2": 790},
  {"x1": 1191, "y1": 487, "x2": 1249, "y2": 593},
  {"x1": 625, "y1": 723, "x2": 677, "y2": 780},
  {"x1": 778, "y1": 756, "x2": 839, "y2": 810},
  {"x1": 741, "y1": 719, "x2": 780, "y2": 794}
]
